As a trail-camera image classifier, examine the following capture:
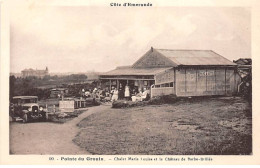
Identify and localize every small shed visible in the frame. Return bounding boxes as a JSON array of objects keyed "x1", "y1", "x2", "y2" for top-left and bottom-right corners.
[
  {"x1": 99, "y1": 47, "x2": 240, "y2": 97},
  {"x1": 59, "y1": 98, "x2": 88, "y2": 112},
  {"x1": 59, "y1": 98, "x2": 74, "y2": 112}
]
